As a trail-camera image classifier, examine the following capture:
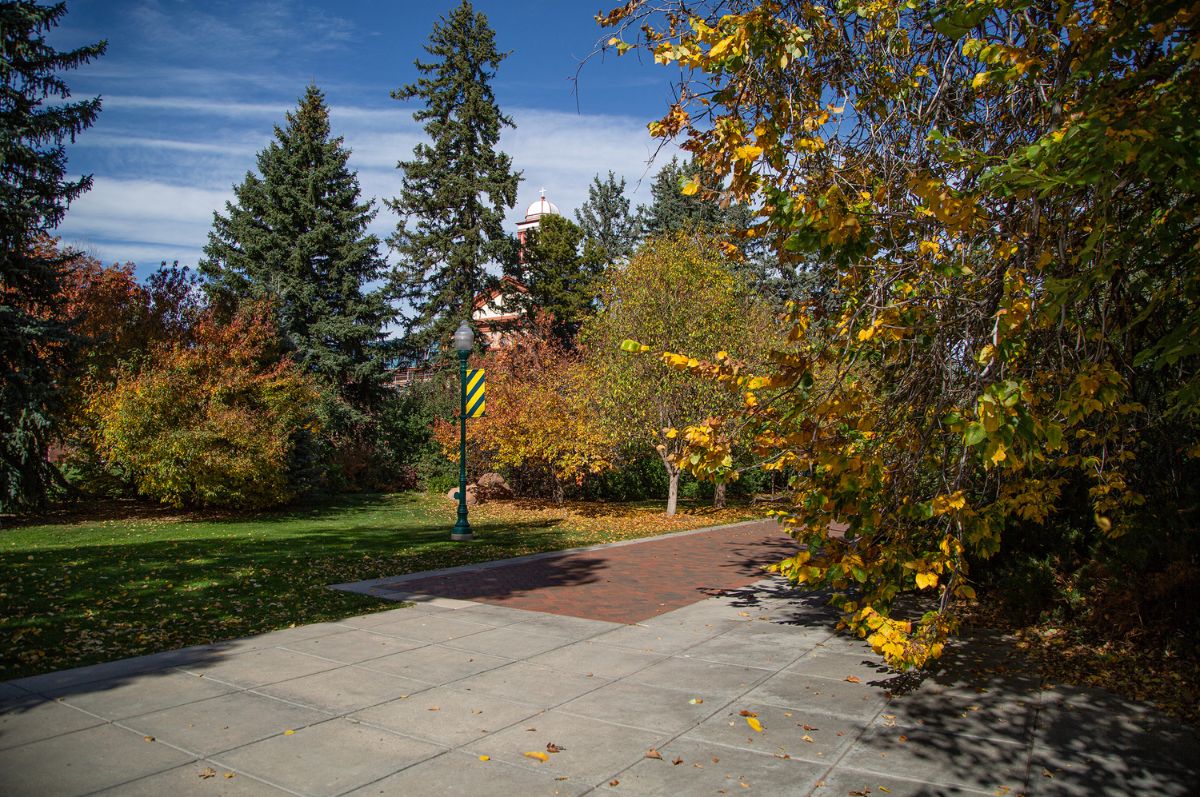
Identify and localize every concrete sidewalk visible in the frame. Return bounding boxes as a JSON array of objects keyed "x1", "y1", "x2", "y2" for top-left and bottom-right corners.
[{"x1": 2, "y1": 571, "x2": 1196, "y2": 795}]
